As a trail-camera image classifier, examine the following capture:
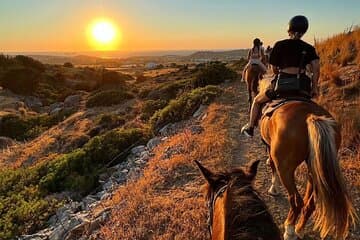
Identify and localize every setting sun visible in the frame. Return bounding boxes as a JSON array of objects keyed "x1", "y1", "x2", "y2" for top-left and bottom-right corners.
[{"x1": 88, "y1": 19, "x2": 120, "y2": 50}]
